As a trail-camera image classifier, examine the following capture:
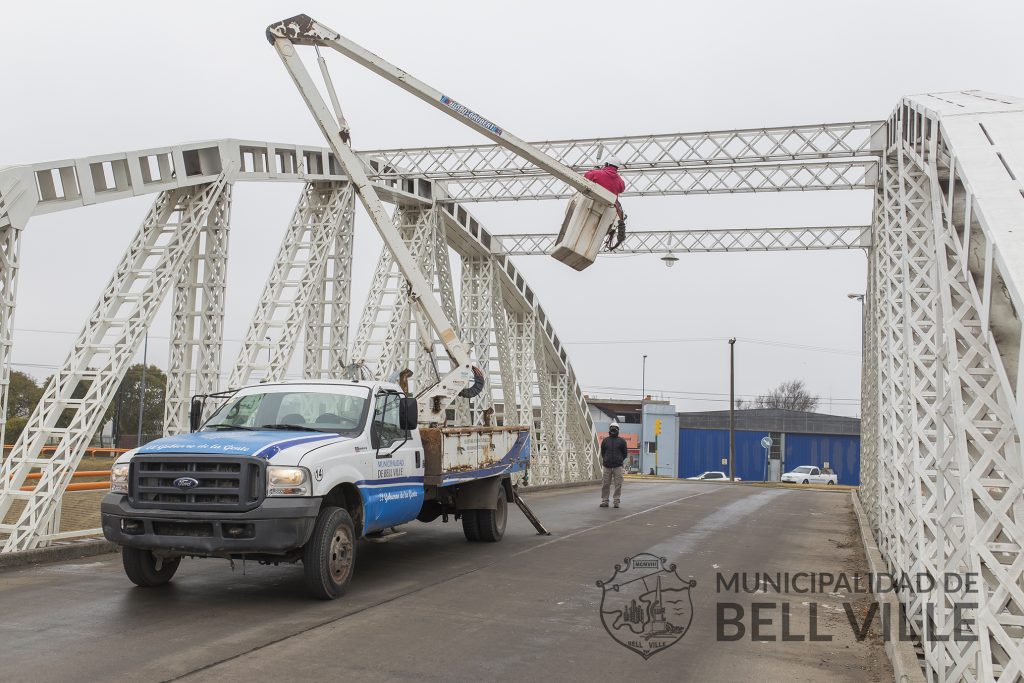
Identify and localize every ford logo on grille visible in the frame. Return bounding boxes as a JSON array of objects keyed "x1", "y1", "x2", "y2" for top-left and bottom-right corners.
[{"x1": 173, "y1": 477, "x2": 200, "y2": 489}]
